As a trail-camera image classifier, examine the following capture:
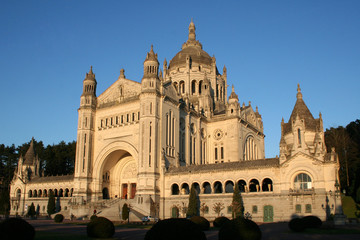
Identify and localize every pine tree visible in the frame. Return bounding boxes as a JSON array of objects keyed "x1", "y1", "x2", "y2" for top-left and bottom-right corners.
[
  {"x1": 232, "y1": 182, "x2": 244, "y2": 218},
  {"x1": 122, "y1": 203, "x2": 129, "y2": 220},
  {"x1": 187, "y1": 184, "x2": 198, "y2": 217},
  {"x1": 28, "y1": 202, "x2": 36, "y2": 218},
  {"x1": 47, "y1": 191, "x2": 56, "y2": 216}
]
